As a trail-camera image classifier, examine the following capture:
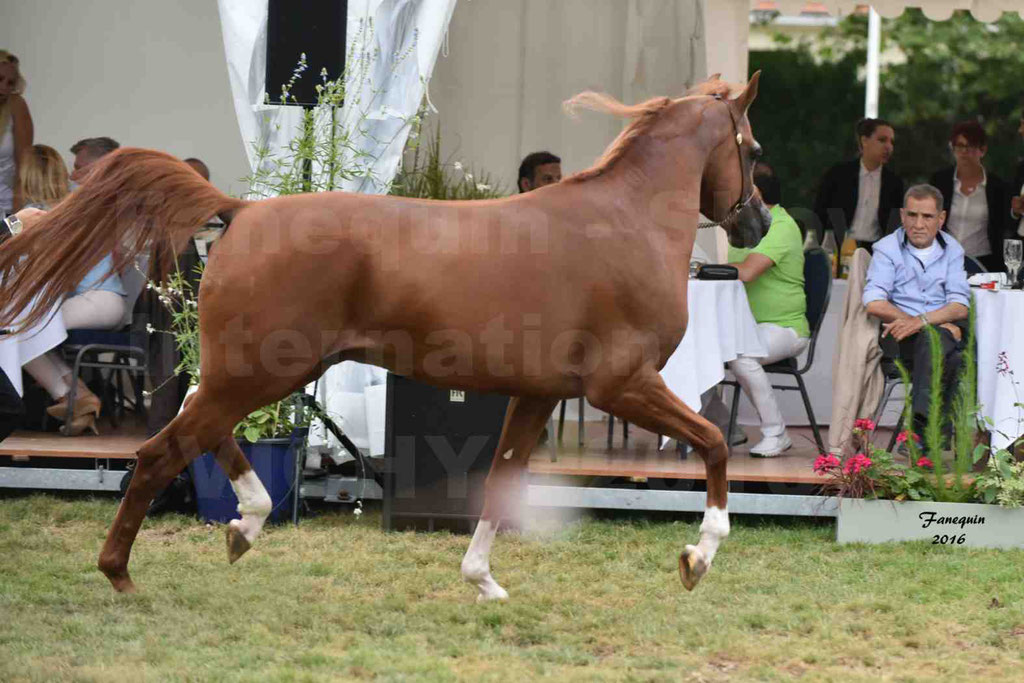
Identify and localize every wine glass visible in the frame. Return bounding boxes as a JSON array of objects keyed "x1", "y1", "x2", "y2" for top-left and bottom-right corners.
[{"x1": 1005, "y1": 239, "x2": 1023, "y2": 289}]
